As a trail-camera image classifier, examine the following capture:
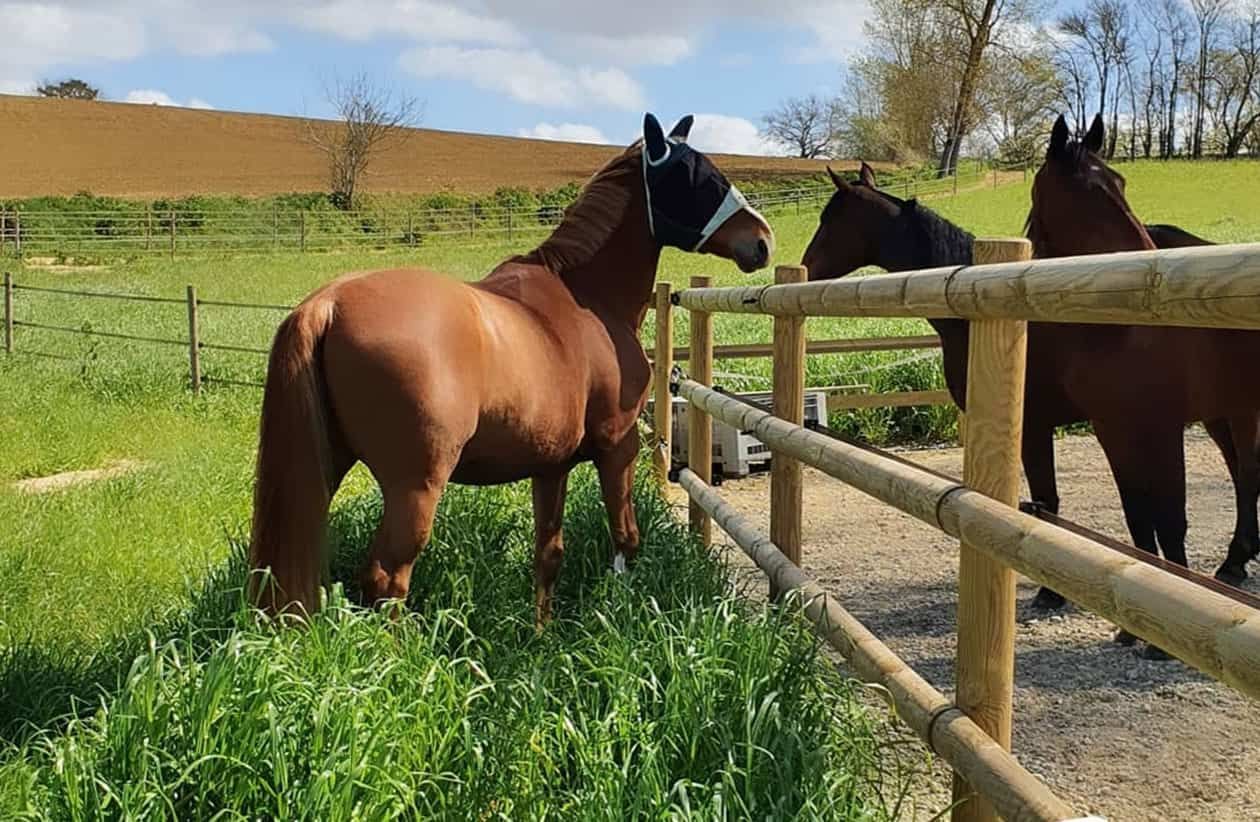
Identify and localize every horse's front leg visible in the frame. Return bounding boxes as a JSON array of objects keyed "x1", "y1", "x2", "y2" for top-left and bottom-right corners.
[
  {"x1": 596, "y1": 431, "x2": 641, "y2": 574},
  {"x1": 532, "y1": 470, "x2": 571, "y2": 630}
]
